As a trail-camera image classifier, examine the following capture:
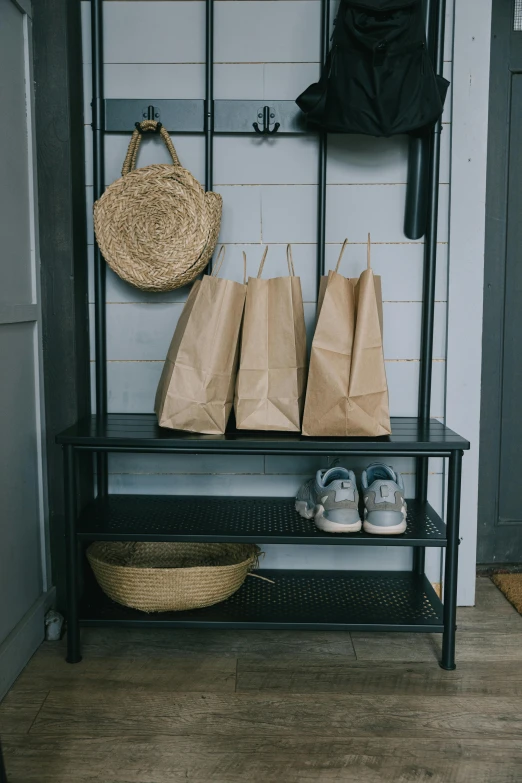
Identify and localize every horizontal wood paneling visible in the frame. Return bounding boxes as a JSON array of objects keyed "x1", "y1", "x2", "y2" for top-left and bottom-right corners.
[
  {"x1": 87, "y1": 242, "x2": 449, "y2": 304},
  {"x1": 88, "y1": 301, "x2": 447, "y2": 360},
  {"x1": 86, "y1": 131, "x2": 451, "y2": 187},
  {"x1": 92, "y1": 358, "x2": 446, "y2": 416}
]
